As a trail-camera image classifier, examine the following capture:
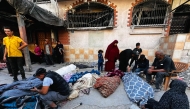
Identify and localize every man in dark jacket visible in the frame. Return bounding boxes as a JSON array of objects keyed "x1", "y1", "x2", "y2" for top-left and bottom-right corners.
[
  {"x1": 31, "y1": 68, "x2": 70, "y2": 109},
  {"x1": 132, "y1": 55, "x2": 149, "y2": 79}
]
